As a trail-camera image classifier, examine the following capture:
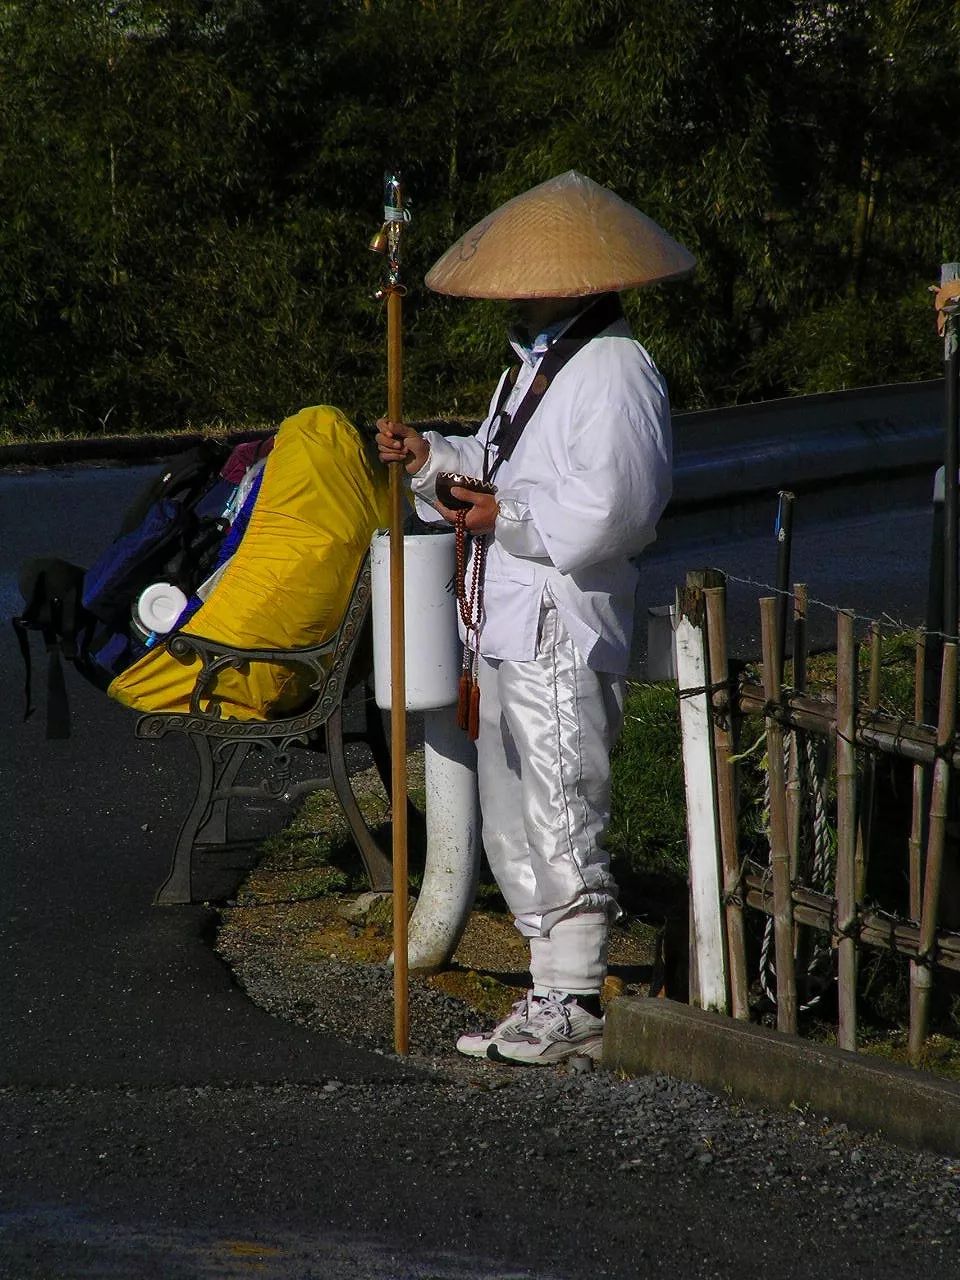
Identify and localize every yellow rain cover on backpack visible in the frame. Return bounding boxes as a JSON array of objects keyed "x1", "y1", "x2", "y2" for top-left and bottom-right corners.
[{"x1": 109, "y1": 405, "x2": 390, "y2": 720}]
